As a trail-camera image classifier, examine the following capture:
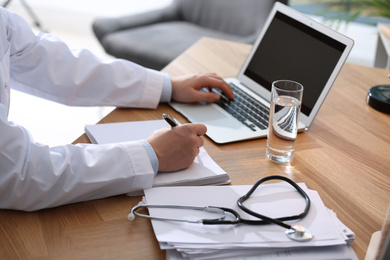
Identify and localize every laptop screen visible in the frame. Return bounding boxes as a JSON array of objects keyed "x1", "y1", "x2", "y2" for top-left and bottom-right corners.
[{"x1": 243, "y1": 11, "x2": 346, "y2": 116}]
